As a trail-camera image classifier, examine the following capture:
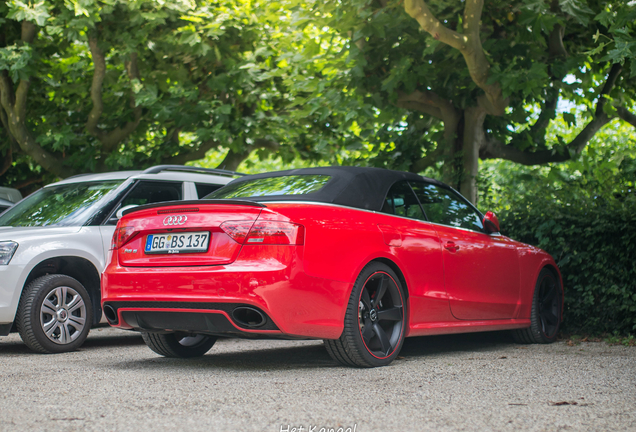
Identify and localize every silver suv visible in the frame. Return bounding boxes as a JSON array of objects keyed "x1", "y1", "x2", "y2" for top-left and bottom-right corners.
[{"x1": 0, "y1": 165, "x2": 239, "y2": 353}]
